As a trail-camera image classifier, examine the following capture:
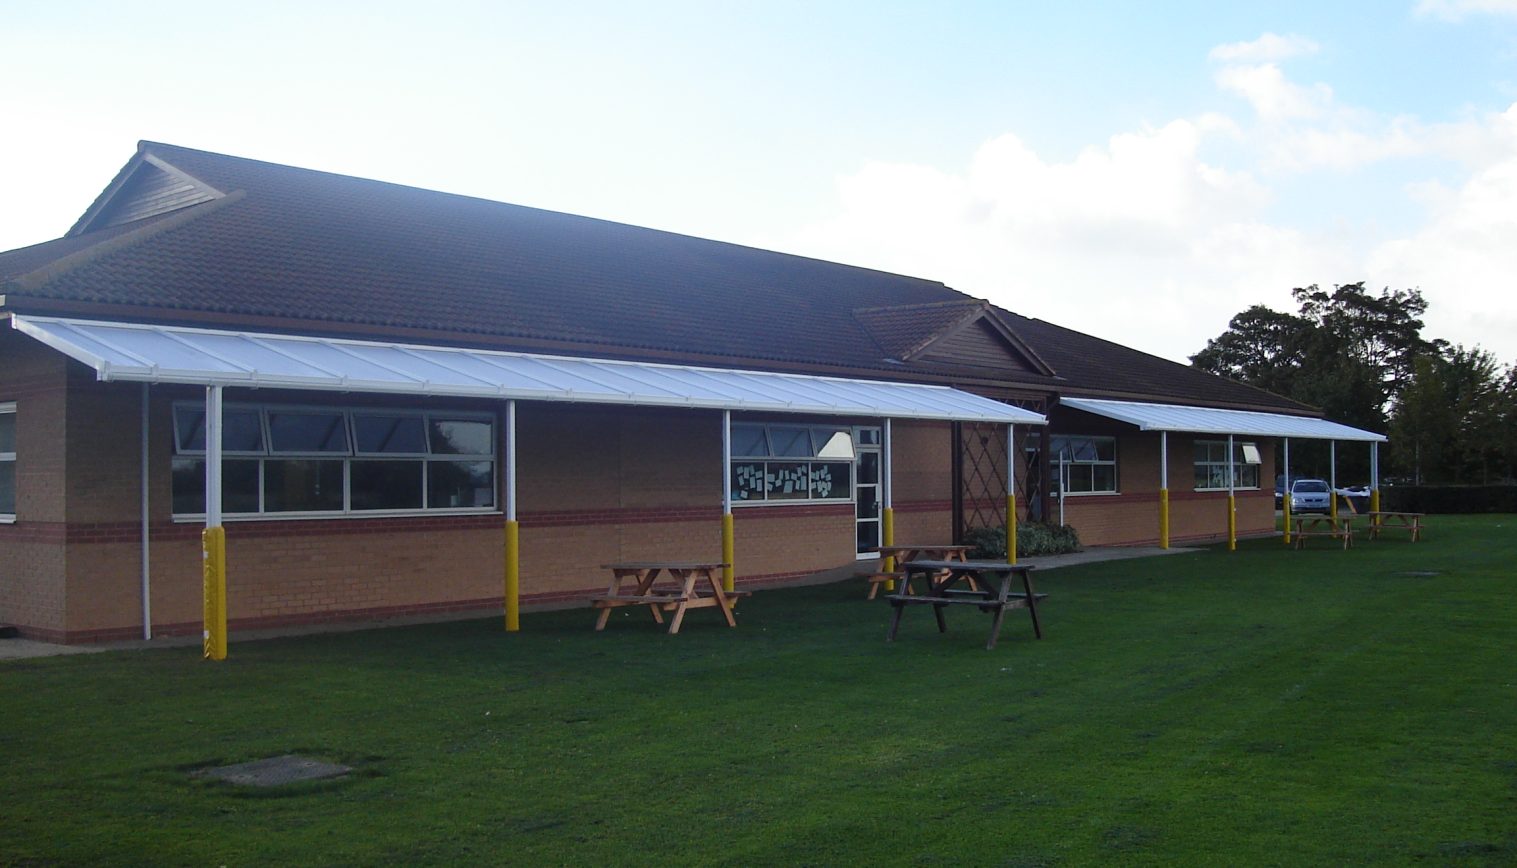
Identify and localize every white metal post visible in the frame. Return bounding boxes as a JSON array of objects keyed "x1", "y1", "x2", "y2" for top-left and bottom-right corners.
[
  {"x1": 506, "y1": 400, "x2": 518, "y2": 523},
  {"x1": 881, "y1": 419, "x2": 893, "y2": 511},
  {"x1": 140, "y1": 383, "x2": 151, "y2": 641},
  {"x1": 1006, "y1": 423, "x2": 1016, "y2": 563},
  {"x1": 1283, "y1": 437, "x2": 1292, "y2": 545},
  {"x1": 1159, "y1": 430, "x2": 1170, "y2": 549},
  {"x1": 721, "y1": 410, "x2": 735, "y2": 592},
  {"x1": 205, "y1": 385, "x2": 223, "y2": 528},
  {"x1": 503, "y1": 399, "x2": 520, "y2": 631},
  {"x1": 1330, "y1": 440, "x2": 1338, "y2": 519},
  {"x1": 1226, "y1": 432, "x2": 1236, "y2": 551}
]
